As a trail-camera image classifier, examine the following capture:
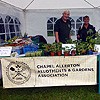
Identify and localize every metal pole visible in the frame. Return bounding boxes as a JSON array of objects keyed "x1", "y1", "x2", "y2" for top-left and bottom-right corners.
[{"x1": 98, "y1": 55, "x2": 100, "y2": 94}]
